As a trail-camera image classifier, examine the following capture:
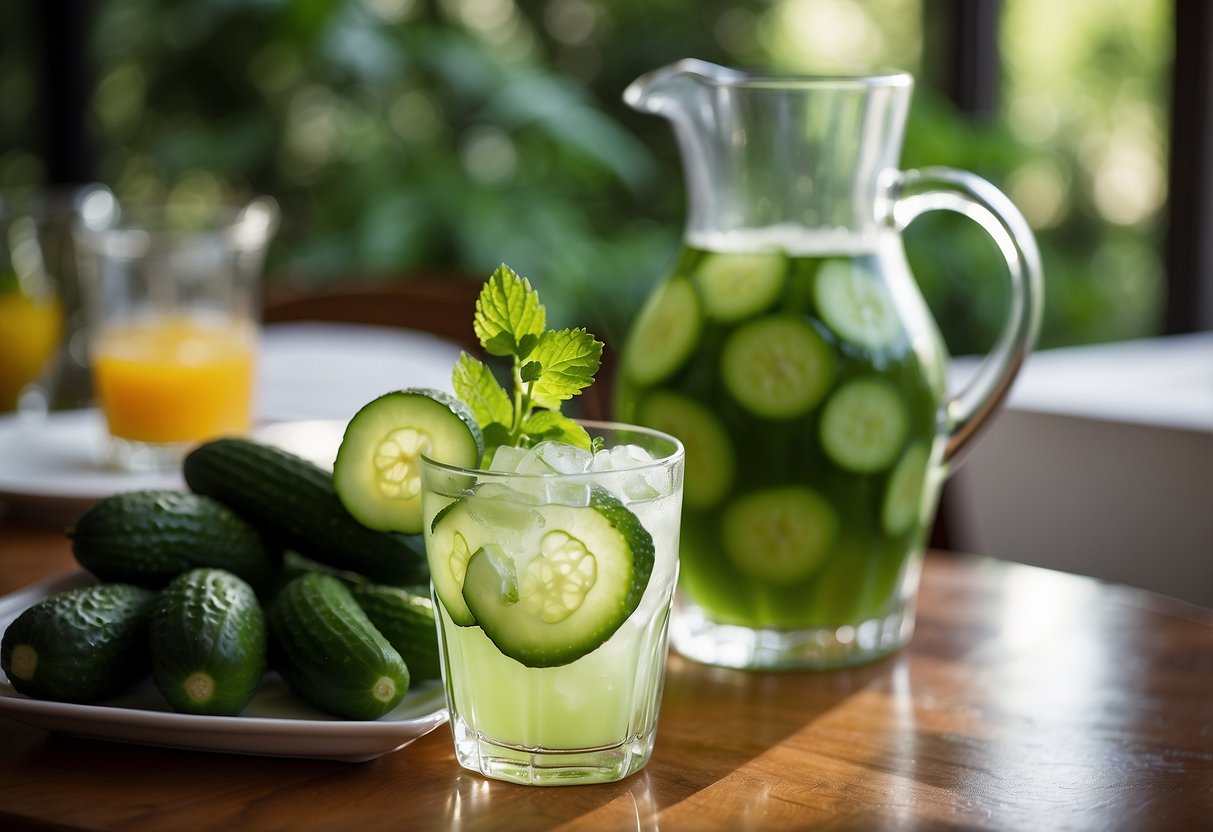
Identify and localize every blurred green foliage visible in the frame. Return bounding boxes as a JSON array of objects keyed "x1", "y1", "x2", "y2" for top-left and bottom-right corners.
[{"x1": 0, "y1": 0, "x2": 1169, "y2": 355}]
